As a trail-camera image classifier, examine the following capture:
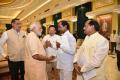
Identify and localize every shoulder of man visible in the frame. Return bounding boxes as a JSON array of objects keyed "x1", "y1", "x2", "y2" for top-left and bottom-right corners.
[
  {"x1": 98, "y1": 33, "x2": 109, "y2": 43},
  {"x1": 6, "y1": 29, "x2": 12, "y2": 33},
  {"x1": 42, "y1": 34, "x2": 50, "y2": 41},
  {"x1": 43, "y1": 34, "x2": 50, "y2": 38},
  {"x1": 20, "y1": 30, "x2": 26, "y2": 34}
]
